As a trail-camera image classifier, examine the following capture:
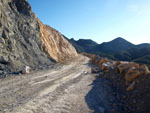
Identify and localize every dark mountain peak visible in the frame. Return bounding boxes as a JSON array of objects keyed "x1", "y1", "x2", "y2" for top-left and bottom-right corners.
[
  {"x1": 93, "y1": 37, "x2": 135, "y2": 54},
  {"x1": 70, "y1": 38, "x2": 76, "y2": 41},
  {"x1": 77, "y1": 39, "x2": 98, "y2": 45},
  {"x1": 68, "y1": 37, "x2": 150, "y2": 64},
  {"x1": 68, "y1": 38, "x2": 98, "y2": 53},
  {"x1": 111, "y1": 37, "x2": 130, "y2": 43},
  {"x1": 115, "y1": 37, "x2": 124, "y2": 40},
  {"x1": 108, "y1": 37, "x2": 134, "y2": 47}
]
